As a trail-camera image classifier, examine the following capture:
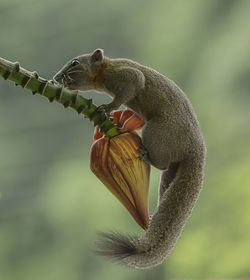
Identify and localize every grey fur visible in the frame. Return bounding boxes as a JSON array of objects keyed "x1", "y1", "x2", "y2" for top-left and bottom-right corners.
[{"x1": 53, "y1": 49, "x2": 207, "y2": 269}]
